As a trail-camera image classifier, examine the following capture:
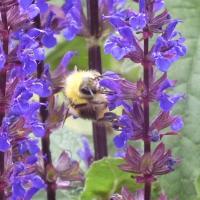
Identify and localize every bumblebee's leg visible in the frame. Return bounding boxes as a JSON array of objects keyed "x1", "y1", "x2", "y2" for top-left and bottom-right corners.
[
  {"x1": 67, "y1": 105, "x2": 80, "y2": 118},
  {"x1": 93, "y1": 102, "x2": 108, "y2": 120}
]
